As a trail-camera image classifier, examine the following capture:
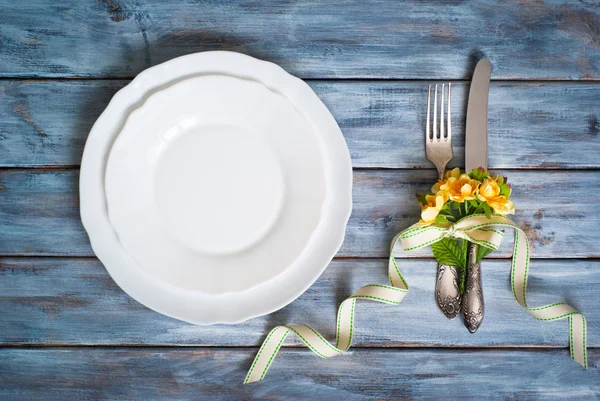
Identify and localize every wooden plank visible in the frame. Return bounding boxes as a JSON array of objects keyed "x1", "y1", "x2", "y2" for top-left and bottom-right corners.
[
  {"x1": 0, "y1": 169, "x2": 598, "y2": 258},
  {"x1": 2, "y1": 80, "x2": 600, "y2": 168},
  {"x1": 0, "y1": 80, "x2": 123, "y2": 167},
  {"x1": 1, "y1": 1, "x2": 600, "y2": 79},
  {"x1": 0, "y1": 348, "x2": 597, "y2": 400},
  {"x1": 0, "y1": 170, "x2": 89, "y2": 256},
  {"x1": 0, "y1": 257, "x2": 597, "y2": 347}
]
